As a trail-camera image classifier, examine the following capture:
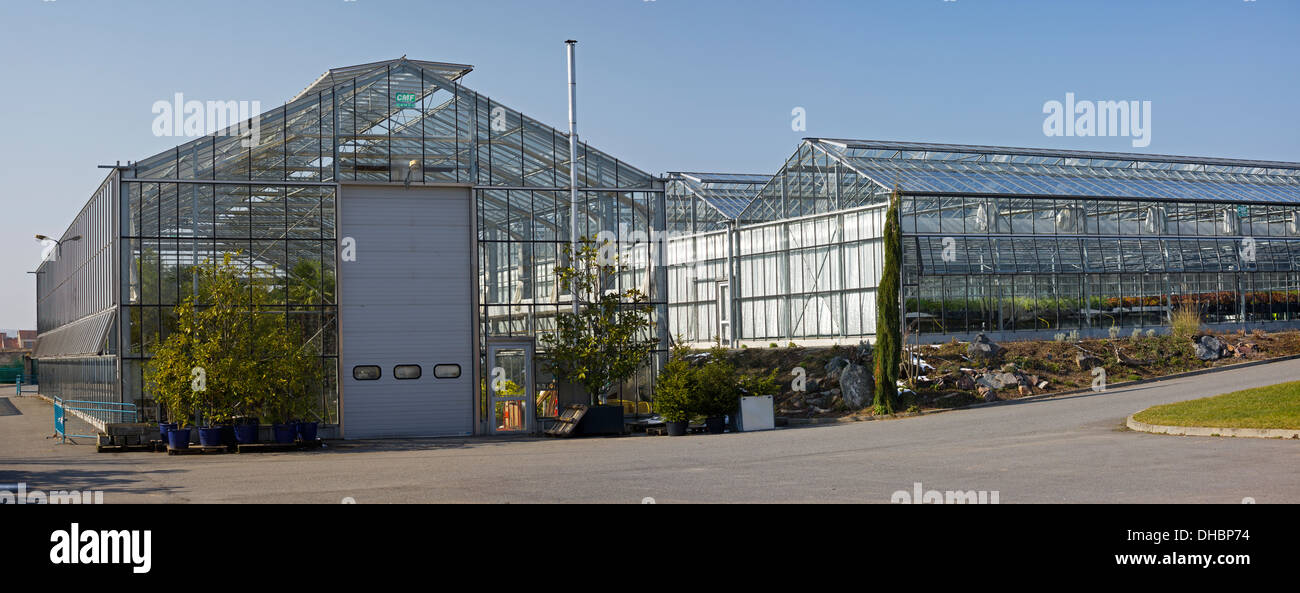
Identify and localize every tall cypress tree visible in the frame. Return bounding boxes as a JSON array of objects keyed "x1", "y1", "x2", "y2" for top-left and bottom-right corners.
[{"x1": 873, "y1": 188, "x2": 902, "y2": 414}]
